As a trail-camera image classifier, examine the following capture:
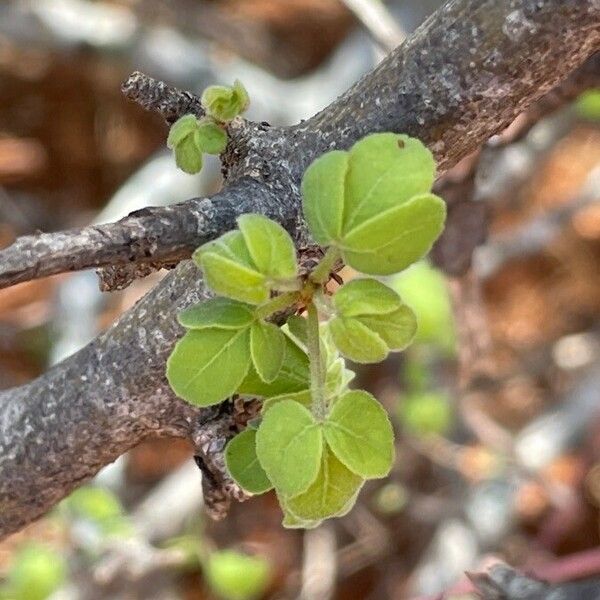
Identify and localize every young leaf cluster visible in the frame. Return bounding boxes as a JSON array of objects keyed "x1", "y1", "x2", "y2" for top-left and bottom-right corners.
[
  {"x1": 167, "y1": 80, "x2": 249, "y2": 174},
  {"x1": 166, "y1": 132, "x2": 446, "y2": 527}
]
